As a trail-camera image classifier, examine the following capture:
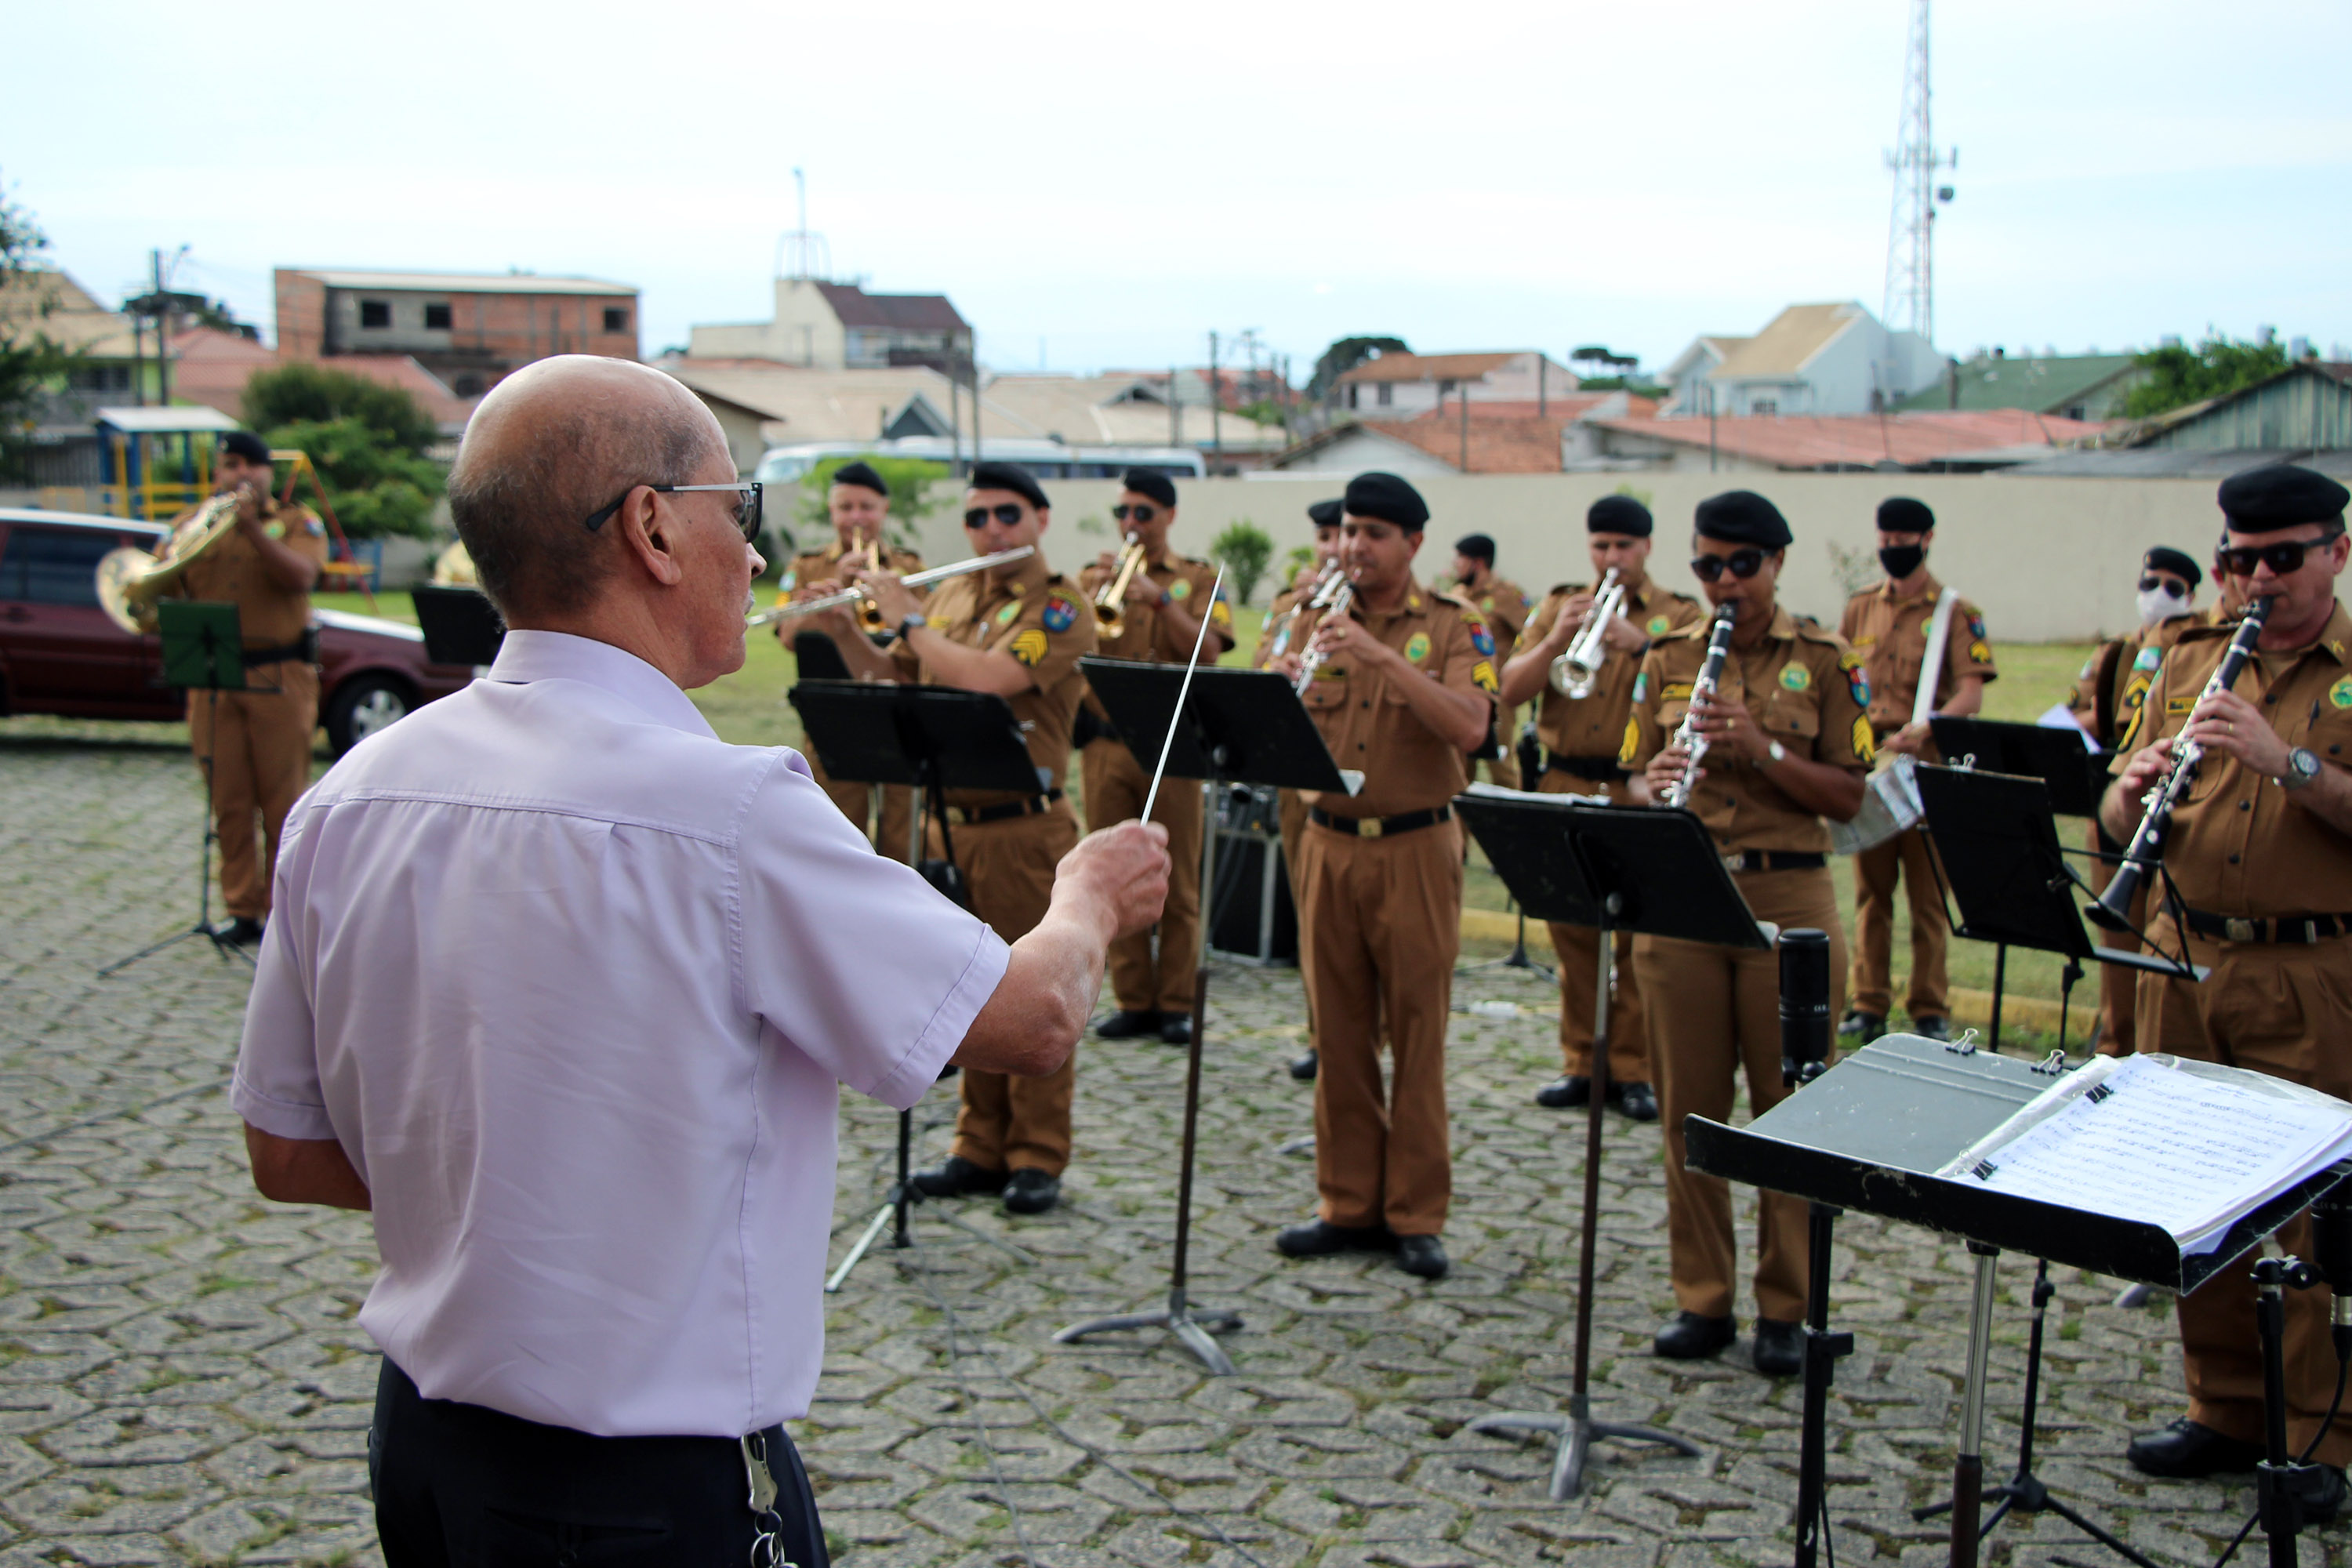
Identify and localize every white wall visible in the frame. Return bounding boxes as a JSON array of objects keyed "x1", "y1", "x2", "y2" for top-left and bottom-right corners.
[{"x1": 874, "y1": 471, "x2": 2238, "y2": 646}]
